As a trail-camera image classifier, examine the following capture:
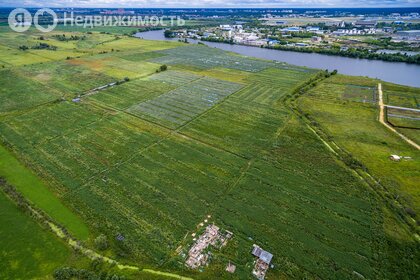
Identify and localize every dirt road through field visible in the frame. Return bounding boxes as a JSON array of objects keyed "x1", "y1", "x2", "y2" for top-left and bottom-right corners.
[{"x1": 378, "y1": 83, "x2": 420, "y2": 150}]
